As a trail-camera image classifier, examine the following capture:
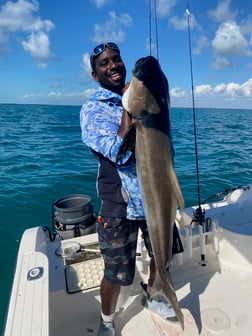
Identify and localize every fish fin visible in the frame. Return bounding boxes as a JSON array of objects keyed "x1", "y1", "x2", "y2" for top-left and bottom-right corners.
[
  {"x1": 116, "y1": 124, "x2": 136, "y2": 162},
  {"x1": 152, "y1": 270, "x2": 184, "y2": 329},
  {"x1": 170, "y1": 165, "x2": 184, "y2": 209}
]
